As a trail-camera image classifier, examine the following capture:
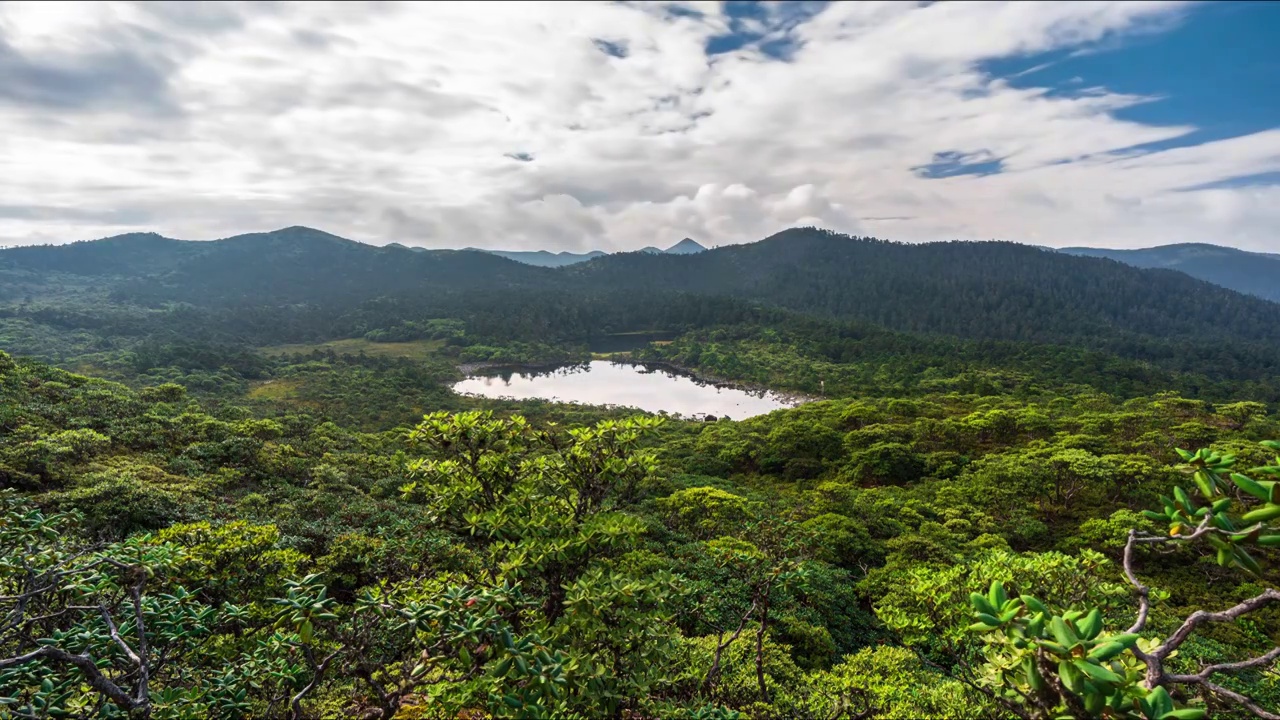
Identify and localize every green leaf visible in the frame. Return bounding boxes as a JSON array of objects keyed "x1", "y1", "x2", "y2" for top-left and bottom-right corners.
[
  {"x1": 1021, "y1": 595, "x2": 1048, "y2": 616},
  {"x1": 1242, "y1": 504, "x2": 1280, "y2": 524},
  {"x1": 970, "y1": 592, "x2": 996, "y2": 616},
  {"x1": 1159, "y1": 710, "x2": 1206, "y2": 720},
  {"x1": 975, "y1": 612, "x2": 1002, "y2": 628},
  {"x1": 988, "y1": 581, "x2": 1007, "y2": 610},
  {"x1": 1146, "y1": 687, "x2": 1174, "y2": 717},
  {"x1": 1174, "y1": 486, "x2": 1194, "y2": 511},
  {"x1": 1074, "y1": 659, "x2": 1121, "y2": 685},
  {"x1": 1087, "y1": 641, "x2": 1127, "y2": 662},
  {"x1": 1193, "y1": 472, "x2": 1215, "y2": 498},
  {"x1": 1058, "y1": 660, "x2": 1083, "y2": 694},
  {"x1": 1038, "y1": 640, "x2": 1069, "y2": 655},
  {"x1": 1077, "y1": 608, "x2": 1102, "y2": 640},
  {"x1": 1050, "y1": 616, "x2": 1078, "y2": 648},
  {"x1": 1104, "y1": 633, "x2": 1141, "y2": 648},
  {"x1": 1235, "y1": 547, "x2": 1263, "y2": 575},
  {"x1": 1231, "y1": 473, "x2": 1269, "y2": 501},
  {"x1": 1024, "y1": 657, "x2": 1047, "y2": 694}
]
